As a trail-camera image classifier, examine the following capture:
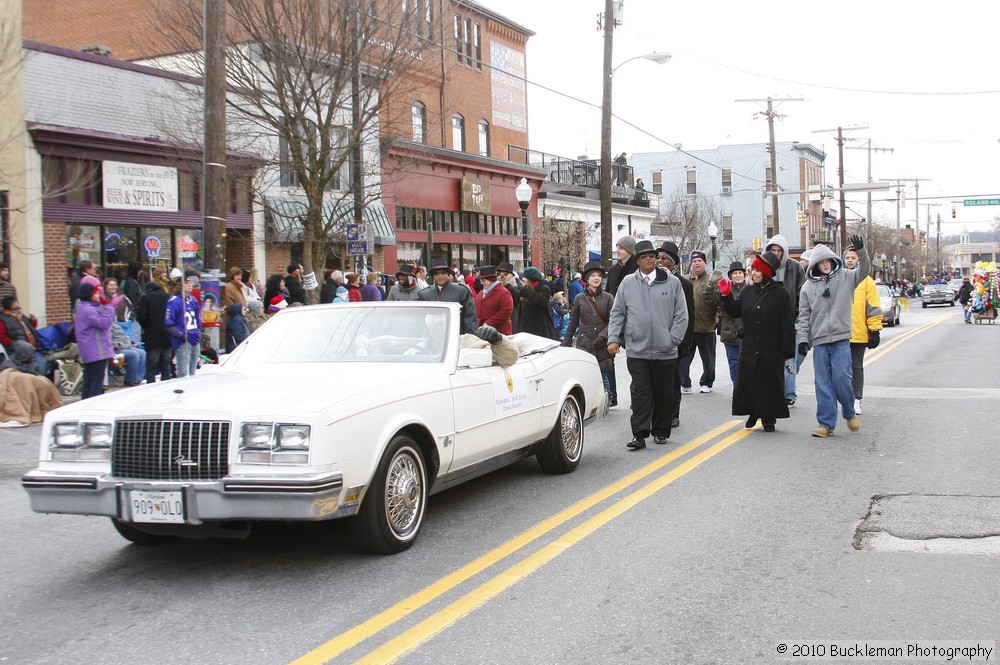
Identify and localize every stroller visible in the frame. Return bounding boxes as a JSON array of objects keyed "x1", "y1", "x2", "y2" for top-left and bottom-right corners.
[{"x1": 37, "y1": 323, "x2": 83, "y2": 397}]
